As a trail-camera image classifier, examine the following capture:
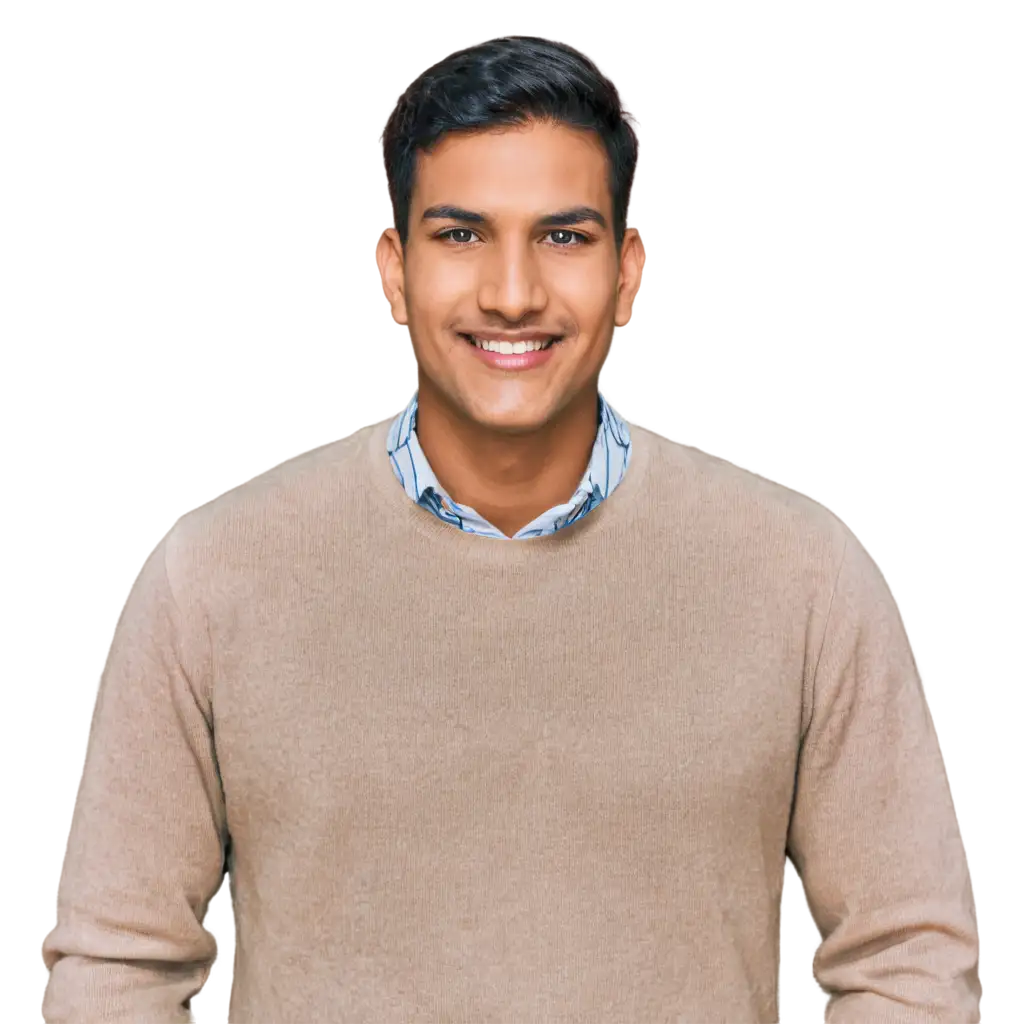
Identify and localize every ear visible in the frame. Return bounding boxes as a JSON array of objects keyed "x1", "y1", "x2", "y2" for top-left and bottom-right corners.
[
  {"x1": 376, "y1": 228, "x2": 409, "y2": 325},
  {"x1": 613, "y1": 228, "x2": 646, "y2": 327}
]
